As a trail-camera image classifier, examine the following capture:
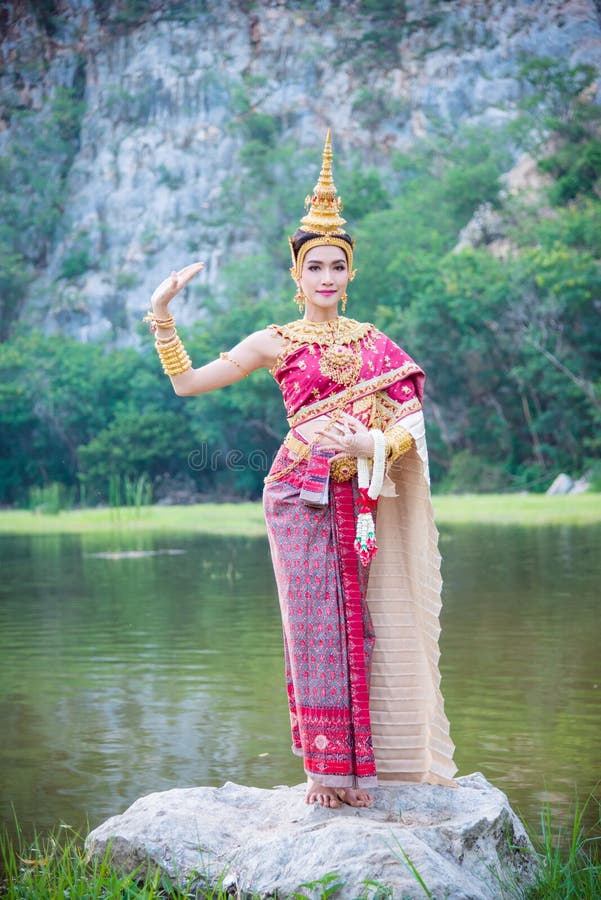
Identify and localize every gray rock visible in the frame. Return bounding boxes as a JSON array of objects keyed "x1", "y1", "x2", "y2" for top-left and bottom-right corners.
[
  {"x1": 454, "y1": 202, "x2": 507, "y2": 252},
  {"x1": 547, "y1": 473, "x2": 575, "y2": 495},
  {"x1": 85, "y1": 773, "x2": 536, "y2": 899},
  {"x1": 569, "y1": 476, "x2": 591, "y2": 495}
]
